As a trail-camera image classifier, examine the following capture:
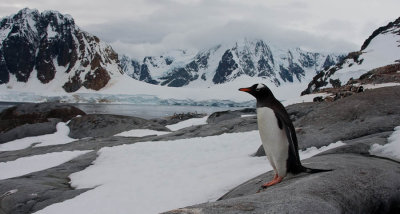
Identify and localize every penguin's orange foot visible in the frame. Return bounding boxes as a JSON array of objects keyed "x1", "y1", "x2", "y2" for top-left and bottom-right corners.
[{"x1": 262, "y1": 176, "x2": 283, "y2": 188}]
